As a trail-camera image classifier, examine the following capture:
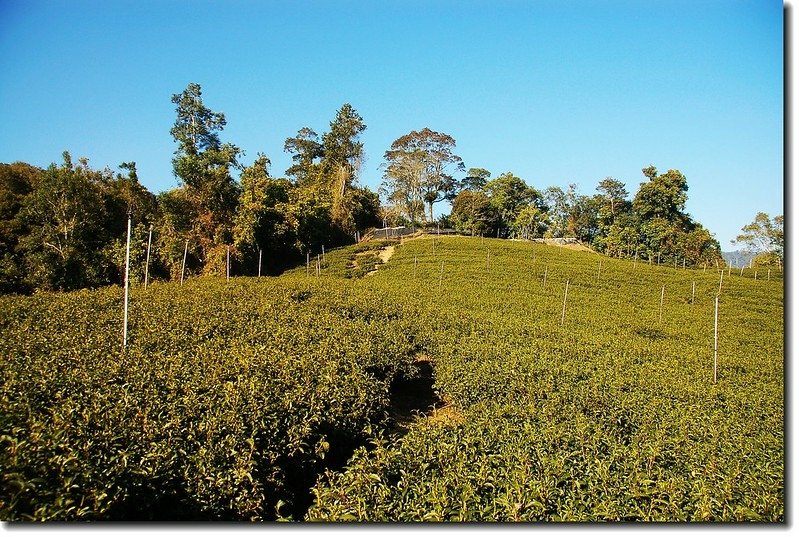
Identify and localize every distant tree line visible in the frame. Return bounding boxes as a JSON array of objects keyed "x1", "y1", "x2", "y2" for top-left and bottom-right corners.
[
  {"x1": 731, "y1": 212, "x2": 784, "y2": 267},
  {"x1": 0, "y1": 83, "x2": 380, "y2": 293},
  {"x1": 377, "y1": 132, "x2": 726, "y2": 267},
  {"x1": 4, "y1": 82, "x2": 774, "y2": 295},
  {"x1": 441, "y1": 166, "x2": 727, "y2": 267}
]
